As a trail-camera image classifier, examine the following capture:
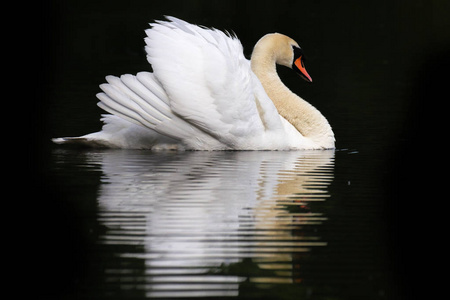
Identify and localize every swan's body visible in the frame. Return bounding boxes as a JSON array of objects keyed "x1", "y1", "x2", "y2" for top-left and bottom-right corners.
[{"x1": 53, "y1": 17, "x2": 335, "y2": 150}]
